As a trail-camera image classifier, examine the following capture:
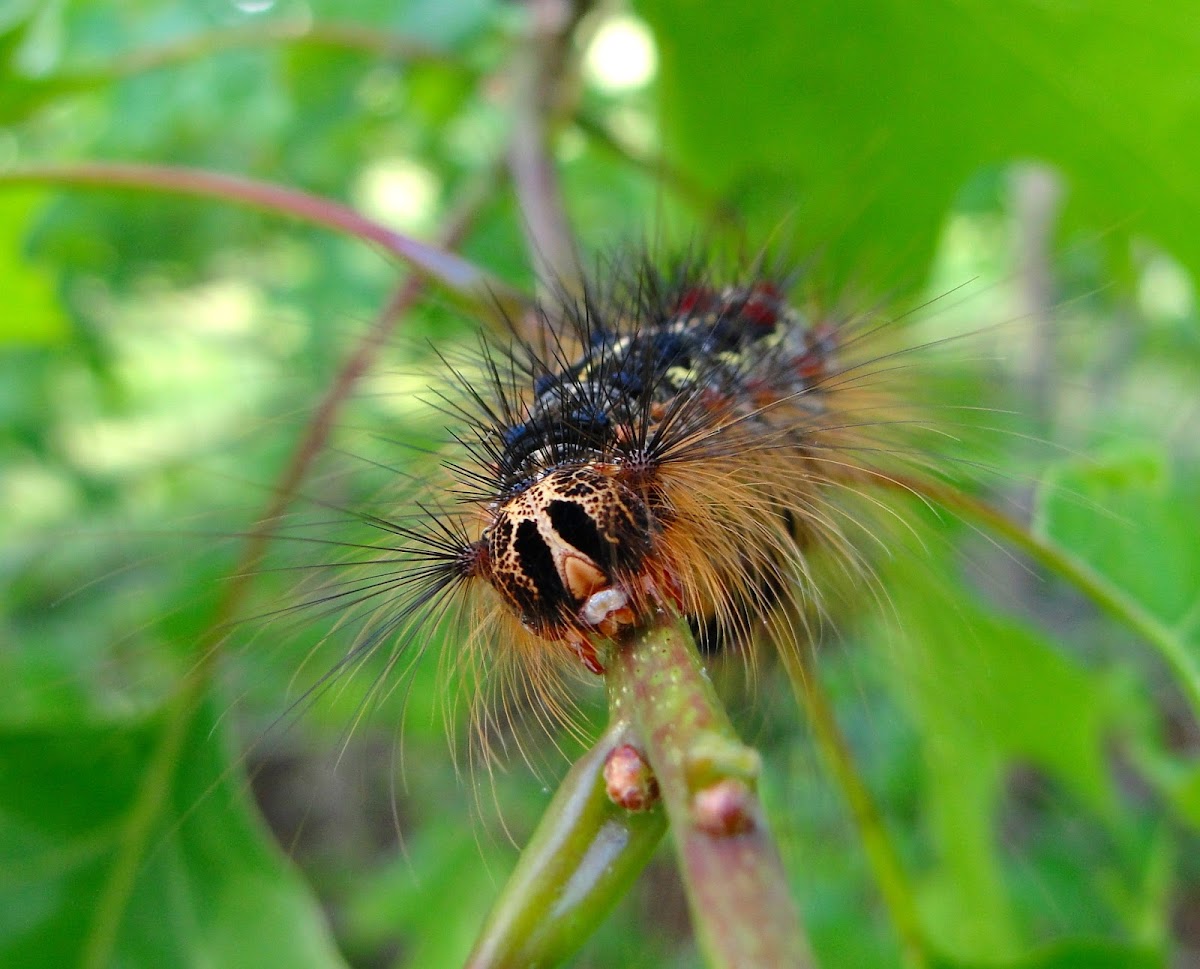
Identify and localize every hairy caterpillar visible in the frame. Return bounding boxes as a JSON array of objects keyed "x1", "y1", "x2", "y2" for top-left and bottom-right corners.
[{"x1": 291, "y1": 249, "x2": 948, "y2": 761}]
